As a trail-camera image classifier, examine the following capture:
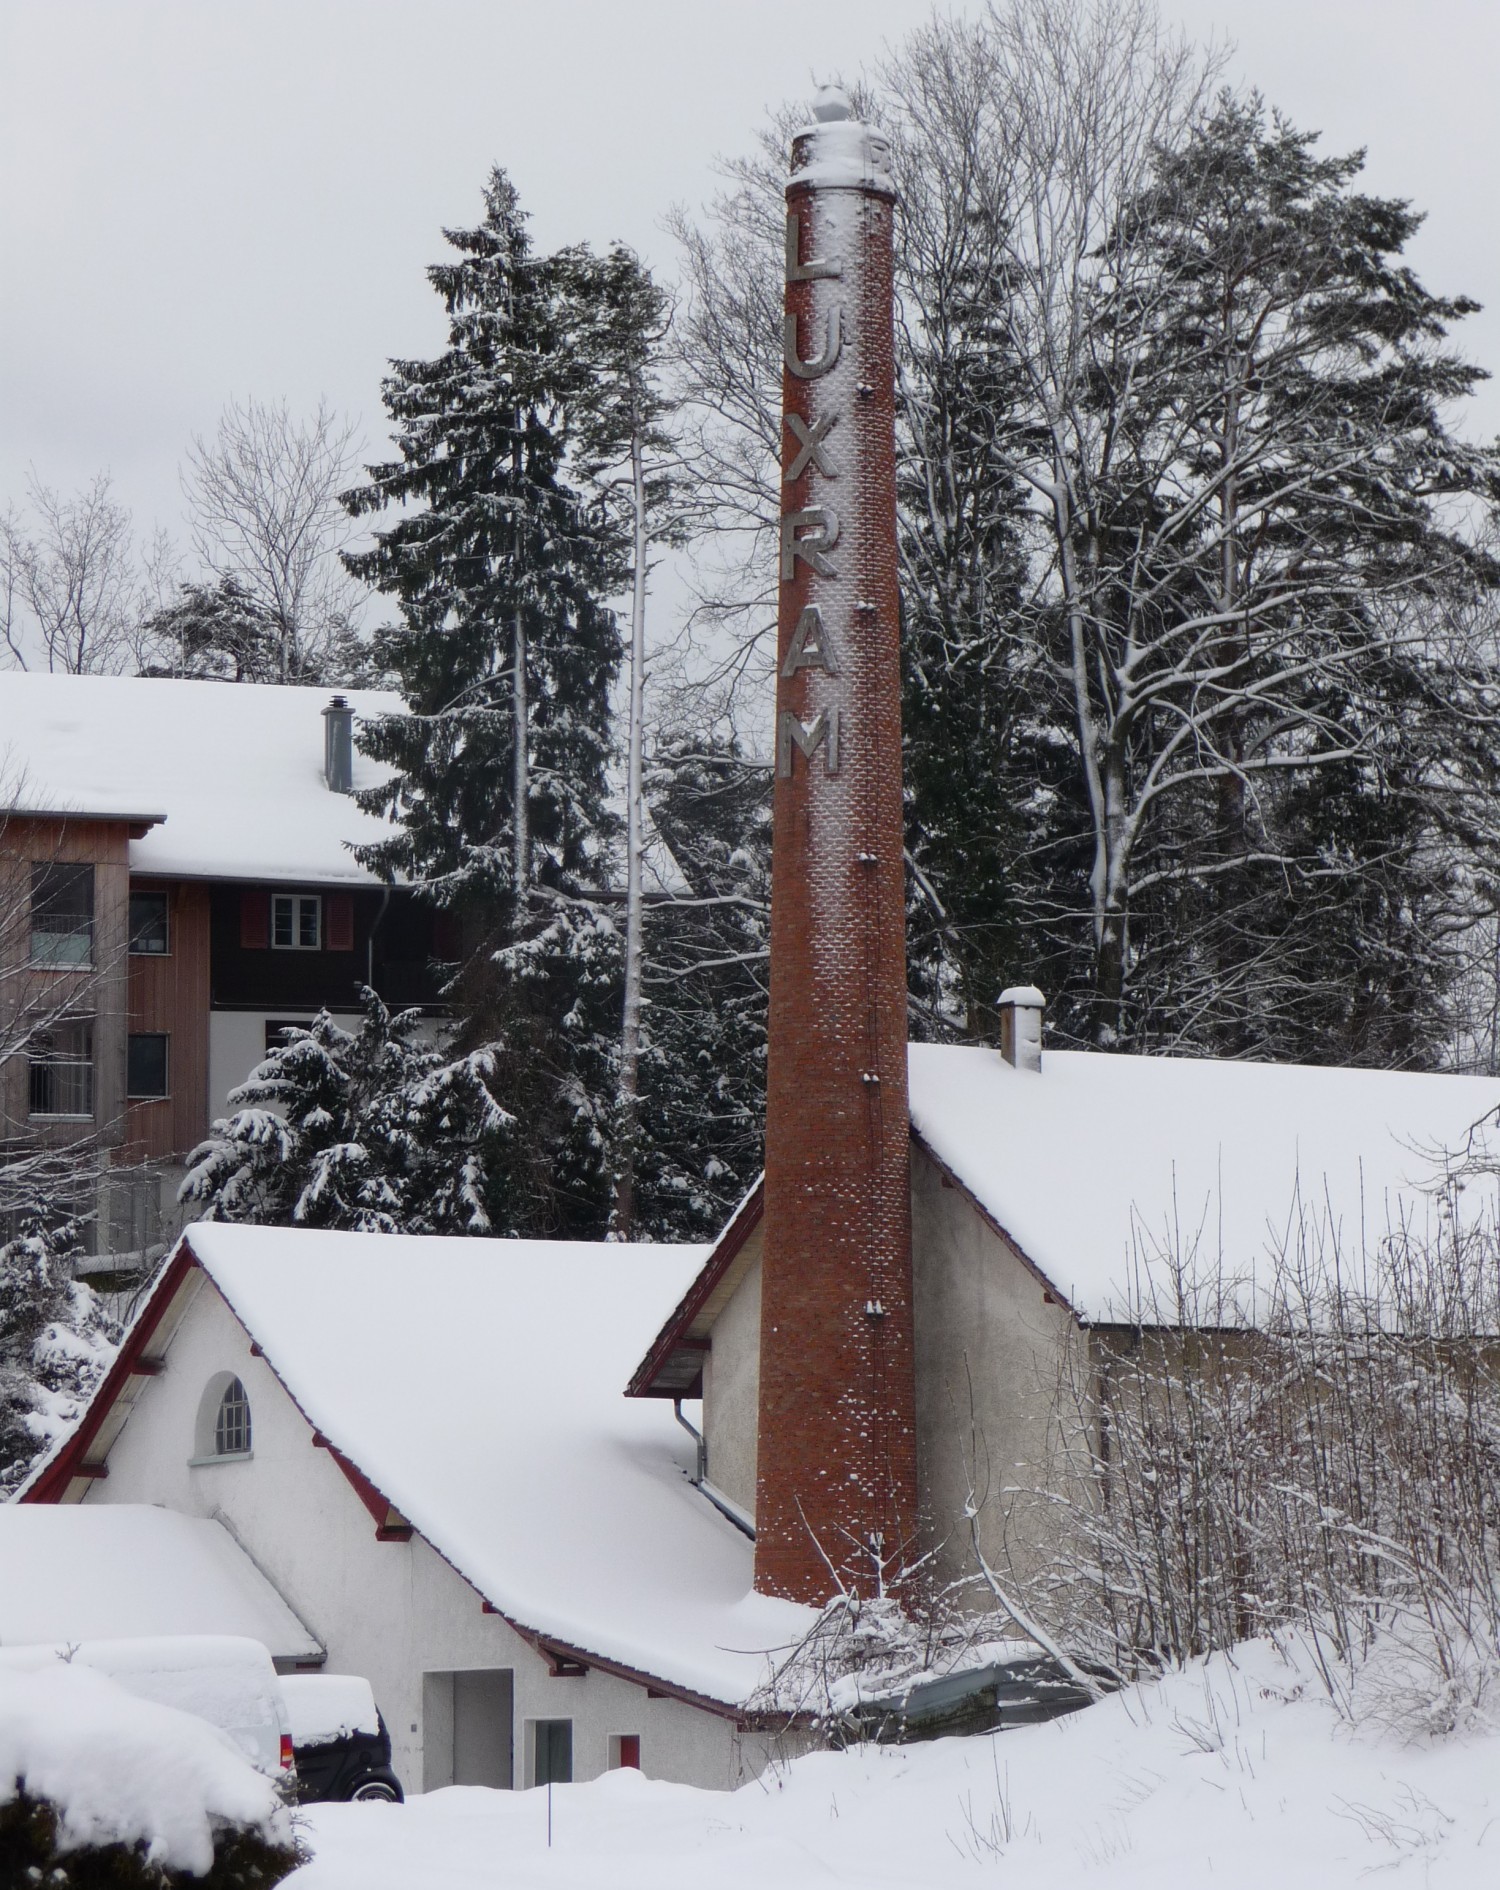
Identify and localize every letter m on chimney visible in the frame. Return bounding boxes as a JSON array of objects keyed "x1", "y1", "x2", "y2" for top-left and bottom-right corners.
[{"x1": 777, "y1": 706, "x2": 841, "y2": 778}]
